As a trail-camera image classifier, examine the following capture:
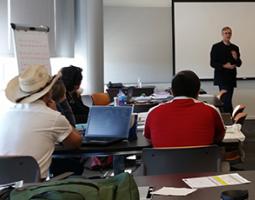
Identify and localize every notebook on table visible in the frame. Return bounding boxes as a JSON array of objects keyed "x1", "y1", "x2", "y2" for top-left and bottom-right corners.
[{"x1": 82, "y1": 106, "x2": 132, "y2": 146}]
